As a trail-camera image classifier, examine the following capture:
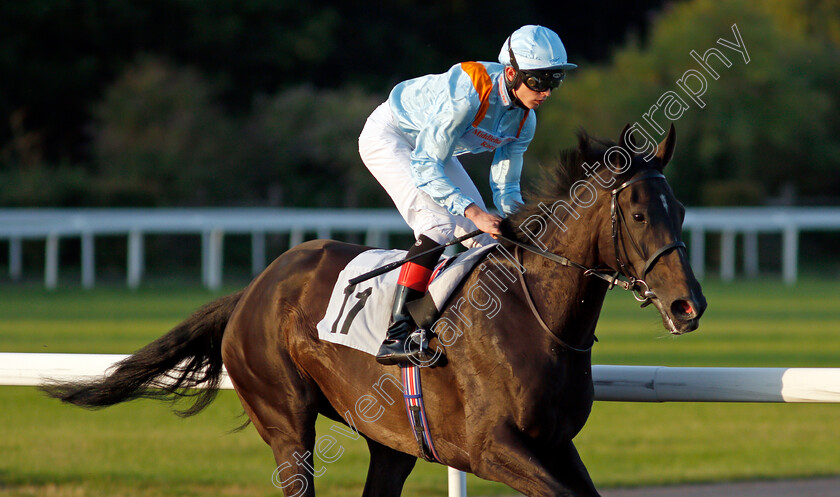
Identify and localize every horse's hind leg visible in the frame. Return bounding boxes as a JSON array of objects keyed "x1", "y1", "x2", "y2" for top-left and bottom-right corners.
[
  {"x1": 361, "y1": 437, "x2": 417, "y2": 497},
  {"x1": 233, "y1": 389, "x2": 317, "y2": 497},
  {"x1": 223, "y1": 309, "x2": 321, "y2": 496},
  {"x1": 269, "y1": 438, "x2": 319, "y2": 497},
  {"x1": 230, "y1": 375, "x2": 320, "y2": 497}
]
